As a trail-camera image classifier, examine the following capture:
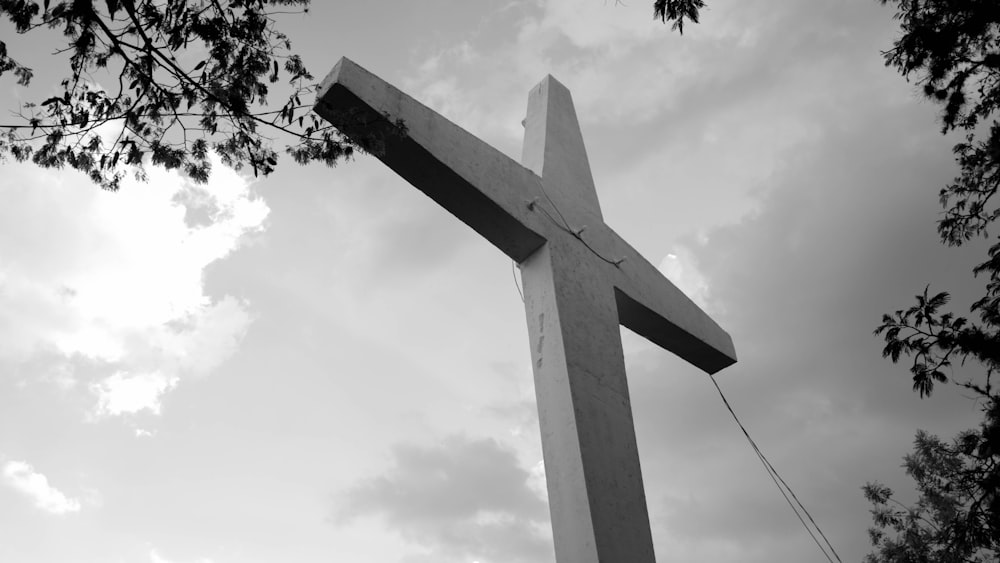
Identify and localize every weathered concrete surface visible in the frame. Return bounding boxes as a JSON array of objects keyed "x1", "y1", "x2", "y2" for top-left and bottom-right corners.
[
  {"x1": 521, "y1": 76, "x2": 603, "y2": 221},
  {"x1": 521, "y1": 237, "x2": 656, "y2": 562},
  {"x1": 314, "y1": 57, "x2": 738, "y2": 562},
  {"x1": 315, "y1": 57, "x2": 547, "y2": 262}
]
